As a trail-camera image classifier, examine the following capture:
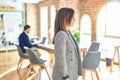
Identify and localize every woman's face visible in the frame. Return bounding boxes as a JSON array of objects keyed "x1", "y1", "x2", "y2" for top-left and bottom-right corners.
[{"x1": 70, "y1": 16, "x2": 75, "y2": 27}]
